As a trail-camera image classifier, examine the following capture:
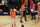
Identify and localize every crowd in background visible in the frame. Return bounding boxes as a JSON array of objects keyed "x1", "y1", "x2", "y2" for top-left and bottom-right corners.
[
  {"x1": 9, "y1": 0, "x2": 40, "y2": 11},
  {"x1": 0, "y1": 0, "x2": 40, "y2": 15}
]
